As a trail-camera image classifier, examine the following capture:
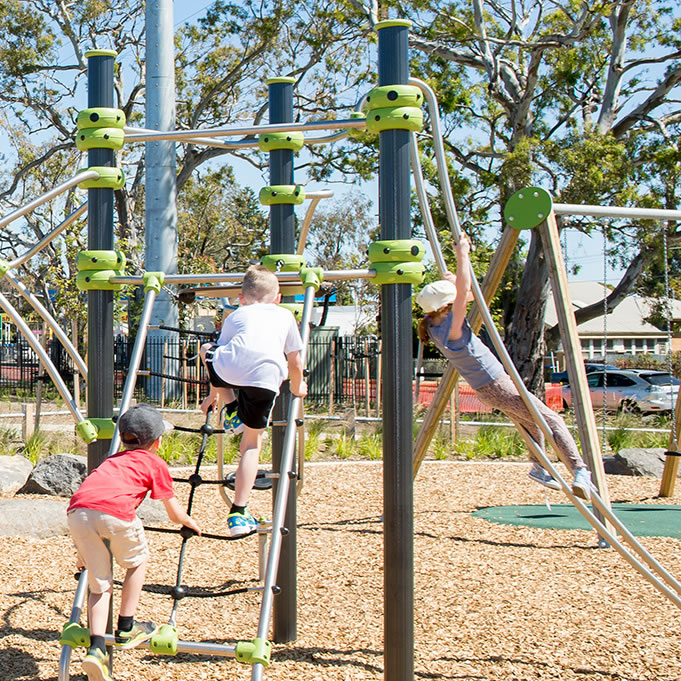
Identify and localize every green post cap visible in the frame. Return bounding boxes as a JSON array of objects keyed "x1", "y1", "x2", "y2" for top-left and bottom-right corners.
[
  {"x1": 504, "y1": 187, "x2": 553, "y2": 230},
  {"x1": 375, "y1": 19, "x2": 412, "y2": 30},
  {"x1": 266, "y1": 77, "x2": 296, "y2": 85},
  {"x1": 85, "y1": 49, "x2": 117, "y2": 59}
]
